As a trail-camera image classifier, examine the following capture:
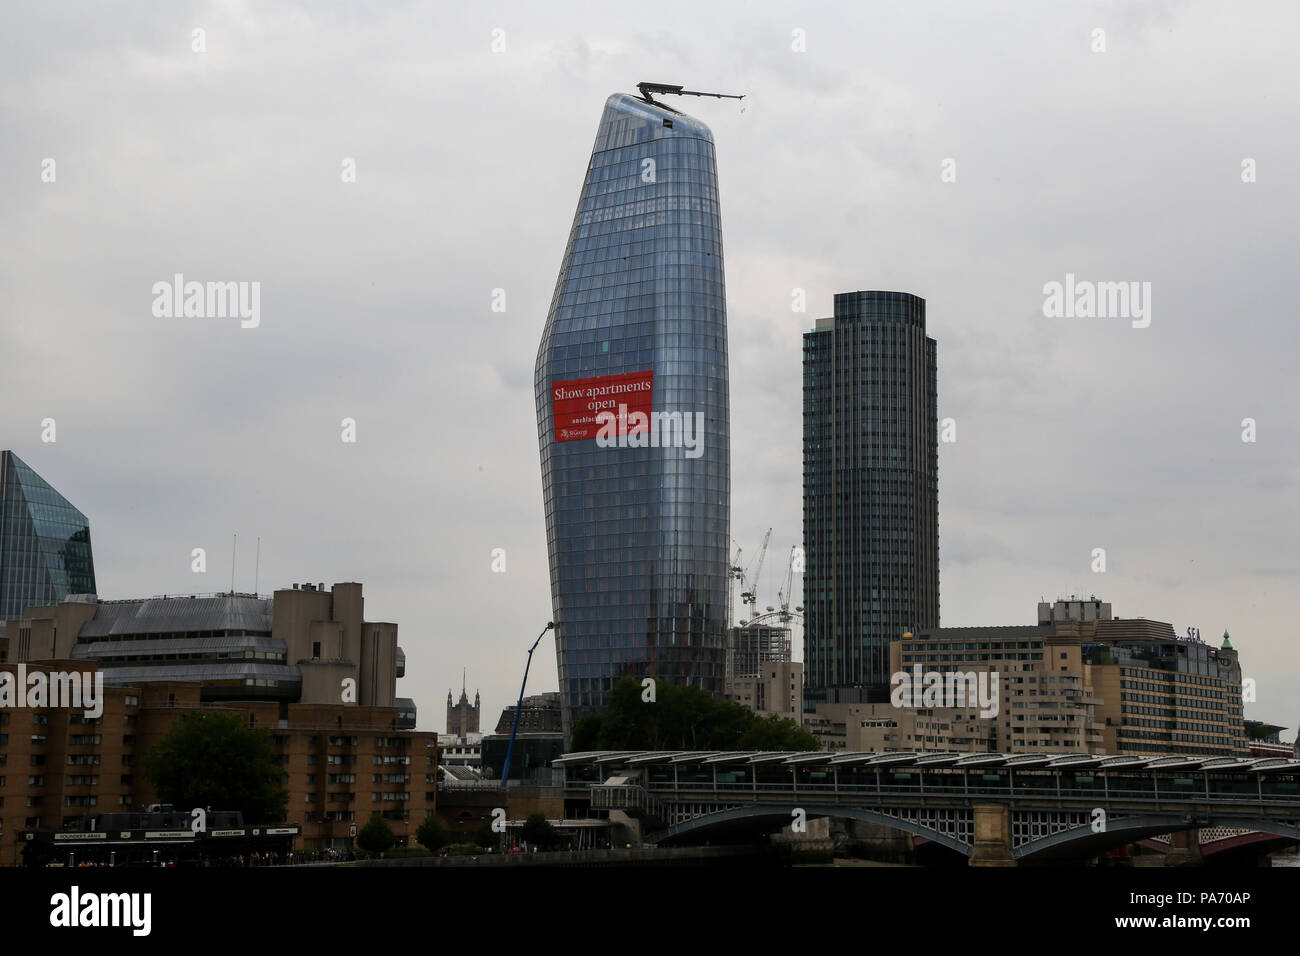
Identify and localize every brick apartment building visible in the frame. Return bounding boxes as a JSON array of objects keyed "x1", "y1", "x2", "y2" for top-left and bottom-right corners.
[{"x1": 0, "y1": 582, "x2": 436, "y2": 862}]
